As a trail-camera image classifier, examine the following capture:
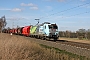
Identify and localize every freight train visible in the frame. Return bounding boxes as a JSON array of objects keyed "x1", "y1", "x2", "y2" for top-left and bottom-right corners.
[{"x1": 2, "y1": 22, "x2": 59, "y2": 41}]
